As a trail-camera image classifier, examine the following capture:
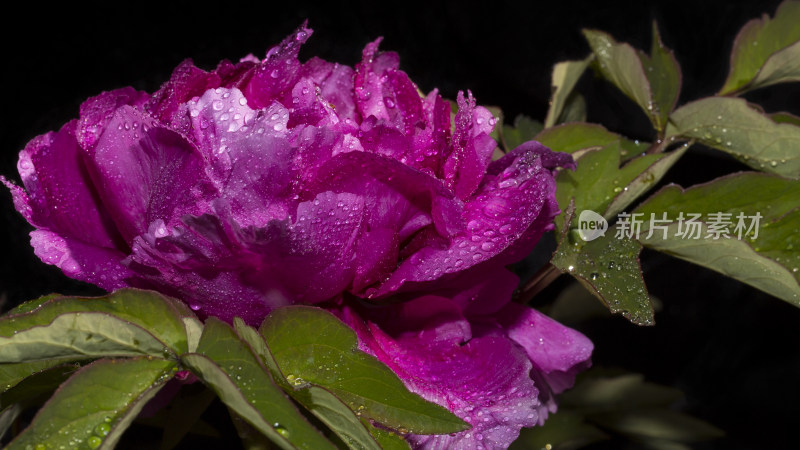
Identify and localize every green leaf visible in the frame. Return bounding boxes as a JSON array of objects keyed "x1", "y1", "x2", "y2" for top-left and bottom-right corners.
[
  {"x1": 638, "y1": 22, "x2": 682, "y2": 132},
  {"x1": 583, "y1": 29, "x2": 660, "y2": 131},
  {"x1": 510, "y1": 410, "x2": 609, "y2": 450},
  {"x1": 234, "y1": 319, "x2": 384, "y2": 450},
  {"x1": 634, "y1": 173, "x2": 800, "y2": 306},
  {"x1": 6, "y1": 357, "x2": 175, "y2": 450},
  {"x1": 0, "y1": 312, "x2": 174, "y2": 363},
  {"x1": 545, "y1": 57, "x2": 592, "y2": 128},
  {"x1": 501, "y1": 115, "x2": 544, "y2": 152},
  {"x1": 558, "y1": 92, "x2": 588, "y2": 124},
  {"x1": 260, "y1": 306, "x2": 469, "y2": 435},
  {"x1": 665, "y1": 97, "x2": 800, "y2": 179},
  {"x1": 552, "y1": 228, "x2": 654, "y2": 325},
  {"x1": 0, "y1": 289, "x2": 194, "y2": 361},
  {"x1": 534, "y1": 122, "x2": 649, "y2": 160},
  {"x1": 292, "y1": 386, "x2": 384, "y2": 450},
  {"x1": 720, "y1": 0, "x2": 800, "y2": 94},
  {"x1": 552, "y1": 203, "x2": 655, "y2": 325},
  {"x1": 0, "y1": 359, "x2": 81, "y2": 394},
  {"x1": 589, "y1": 409, "x2": 724, "y2": 442},
  {"x1": 183, "y1": 317, "x2": 204, "y2": 354},
  {"x1": 5, "y1": 294, "x2": 63, "y2": 316},
  {"x1": 771, "y1": 111, "x2": 800, "y2": 126},
  {"x1": 182, "y1": 317, "x2": 335, "y2": 450},
  {"x1": 605, "y1": 143, "x2": 689, "y2": 219},
  {"x1": 554, "y1": 140, "x2": 678, "y2": 232},
  {"x1": 1, "y1": 363, "x2": 78, "y2": 409},
  {"x1": 363, "y1": 420, "x2": 411, "y2": 450}
]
